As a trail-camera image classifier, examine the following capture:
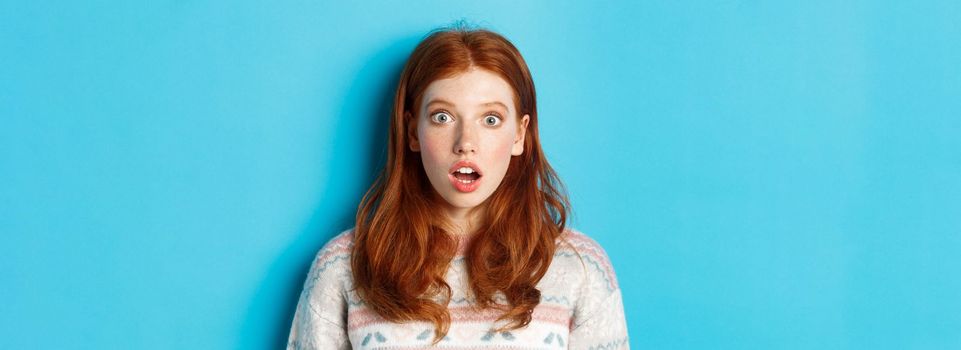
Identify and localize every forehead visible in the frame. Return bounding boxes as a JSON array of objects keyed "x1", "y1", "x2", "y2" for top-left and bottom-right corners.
[{"x1": 421, "y1": 68, "x2": 516, "y2": 112}]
